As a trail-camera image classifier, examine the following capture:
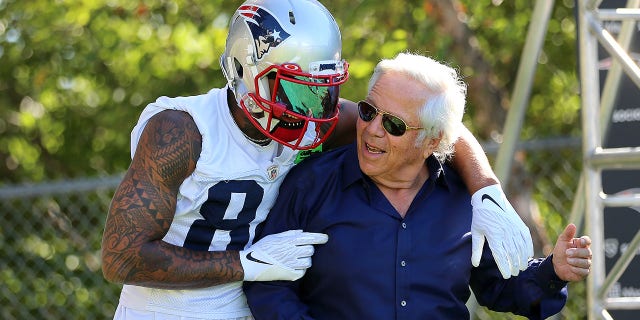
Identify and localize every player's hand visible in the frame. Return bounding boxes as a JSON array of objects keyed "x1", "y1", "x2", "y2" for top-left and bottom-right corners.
[
  {"x1": 552, "y1": 223, "x2": 592, "y2": 282},
  {"x1": 240, "y1": 229, "x2": 328, "y2": 281},
  {"x1": 470, "y1": 184, "x2": 534, "y2": 279}
]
